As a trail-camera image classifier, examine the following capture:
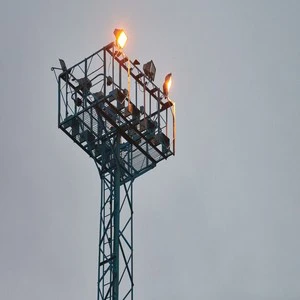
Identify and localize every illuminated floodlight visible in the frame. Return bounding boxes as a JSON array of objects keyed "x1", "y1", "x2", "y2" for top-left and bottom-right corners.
[
  {"x1": 114, "y1": 28, "x2": 127, "y2": 49},
  {"x1": 163, "y1": 73, "x2": 172, "y2": 97}
]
